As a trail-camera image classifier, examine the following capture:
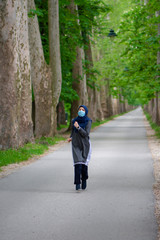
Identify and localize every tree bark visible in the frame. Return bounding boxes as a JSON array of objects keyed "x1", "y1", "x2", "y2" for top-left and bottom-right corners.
[
  {"x1": 28, "y1": 0, "x2": 53, "y2": 138},
  {"x1": 100, "y1": 81, "x2": 108, "y2": 118},
  {"x1": 0, "y1": 0, "x2": 33, "y2": 149},
  {"x1": 57, "y1": 101, "x2": 66, "y2": 126},
  {"x1": 68, "y1": 1, "x2": 87, "y2": 121},
  {"x1": 106, "y1": 79, "x2": 113, "y2": 117},
  {"x1": 85, "y1": 36, "x2": 105, "y2": 121},
  {"x1": 149, "y1": 10, "x2": 160, "y2": 125},
  {"x1": 95, "y1": 89, "x2": 104, "y2": 120},
  {"x1": 70, "y1": 46, "x2": 85, "y2": 119},
  {"x1": 84, "y1": 38, "x2": 97, "y2": 121},
  {"x1": 156, "y1": 10, "x2": 160, "y2": 125},
  {"x1": 48, "y1": 0, "x2": 62, "y2": 135},
  {"x1": 112, "y1": 97, "x2": 118, "y2": 115}
]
